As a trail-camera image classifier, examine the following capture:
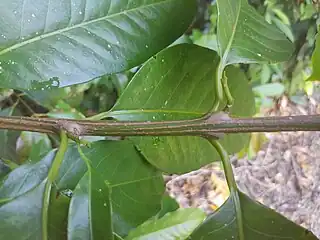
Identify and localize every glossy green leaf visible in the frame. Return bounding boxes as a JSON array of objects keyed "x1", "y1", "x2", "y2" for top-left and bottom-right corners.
[
  {"x1": 0, "y1": 0, "x2": 196, "y2": 90},
  {"x1": 126, "y1": 208, "x2": 206, "y2": 240},
  {"x1": 189, "y1": 191, "x2": 317, "y2": 240},
  {"x1": 307, "y1": 29, "x2": 320, "y2": 81},
  {"x1": 216, "y1": 0, "x2": 294, "y2": 74},
  {"x1": 110, "y1": 44, "x2": 255, "y2": 173},
  {"x1": 68, "y1": 171, "x2": 113, "y2": 240}
]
